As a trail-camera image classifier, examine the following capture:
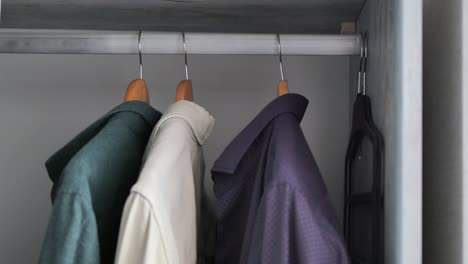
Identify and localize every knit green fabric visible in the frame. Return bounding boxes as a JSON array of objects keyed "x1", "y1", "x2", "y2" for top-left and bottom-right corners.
[{"x1": 39, "y1": 101, "x2": 161, "y2": 264}]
